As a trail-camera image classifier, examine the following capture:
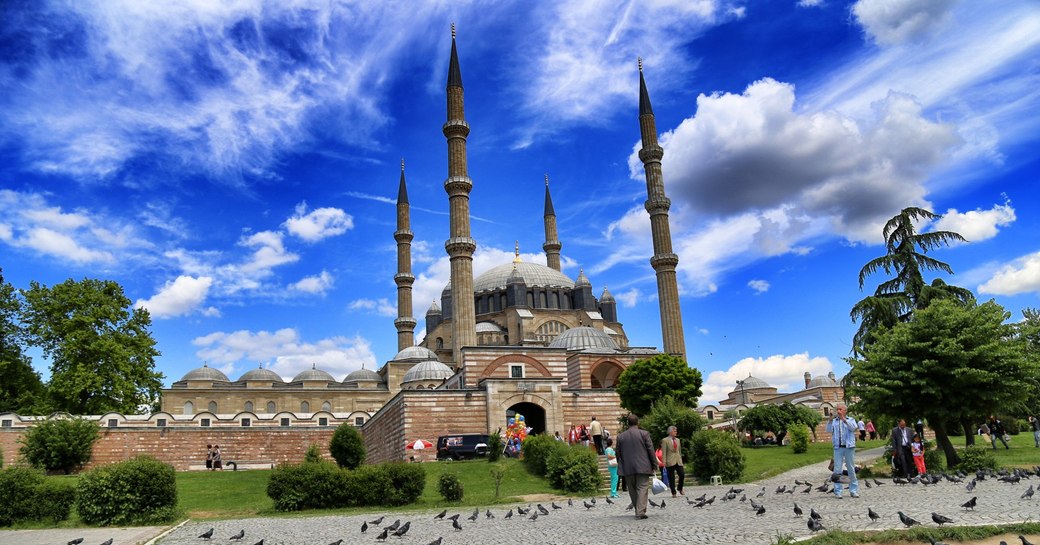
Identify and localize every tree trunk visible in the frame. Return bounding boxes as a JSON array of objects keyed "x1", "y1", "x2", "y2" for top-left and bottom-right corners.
[
  {"x1": 959, "y1": 418, "x2": 975, "y2": 446},
  {"x1": 930, "y1": 420, "x2": 961, "y2": 468}
]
